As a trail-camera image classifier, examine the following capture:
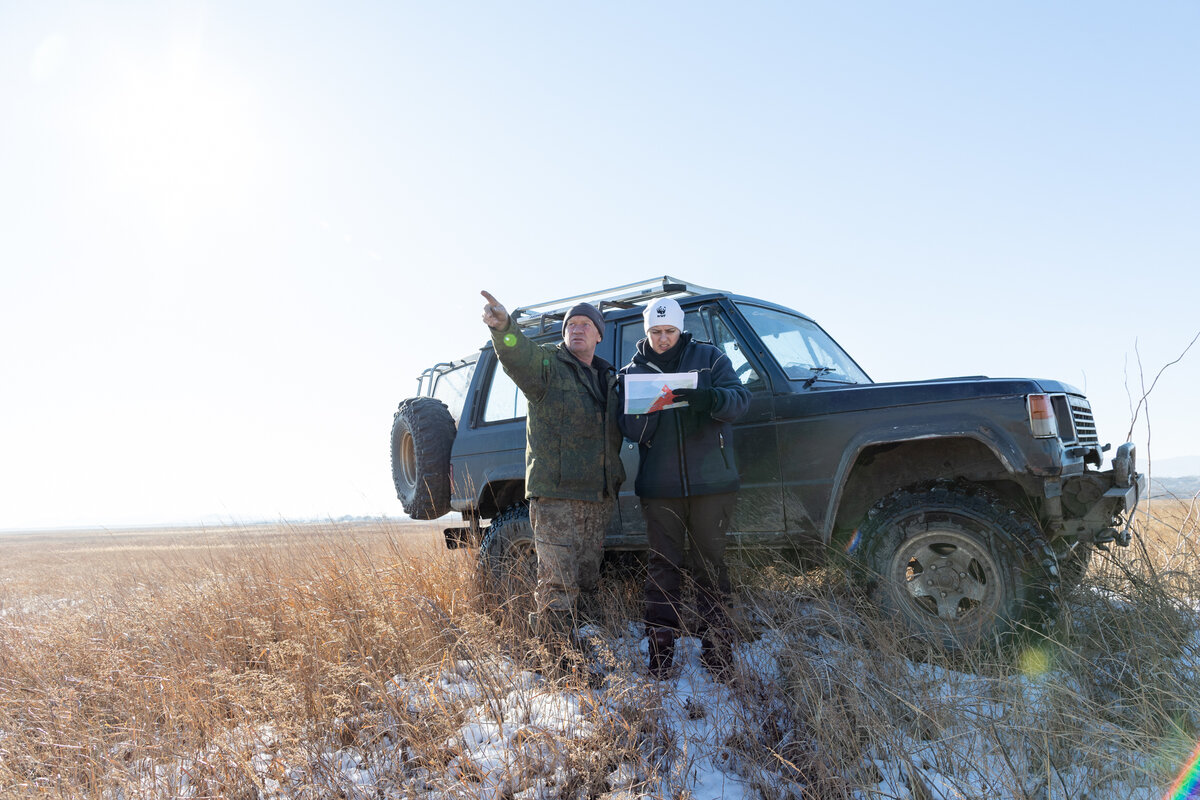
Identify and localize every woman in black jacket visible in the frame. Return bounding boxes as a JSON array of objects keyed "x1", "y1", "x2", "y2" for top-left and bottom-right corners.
[{"x1": 619, "y1": 298, "x2": 751, "y2": 679}]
